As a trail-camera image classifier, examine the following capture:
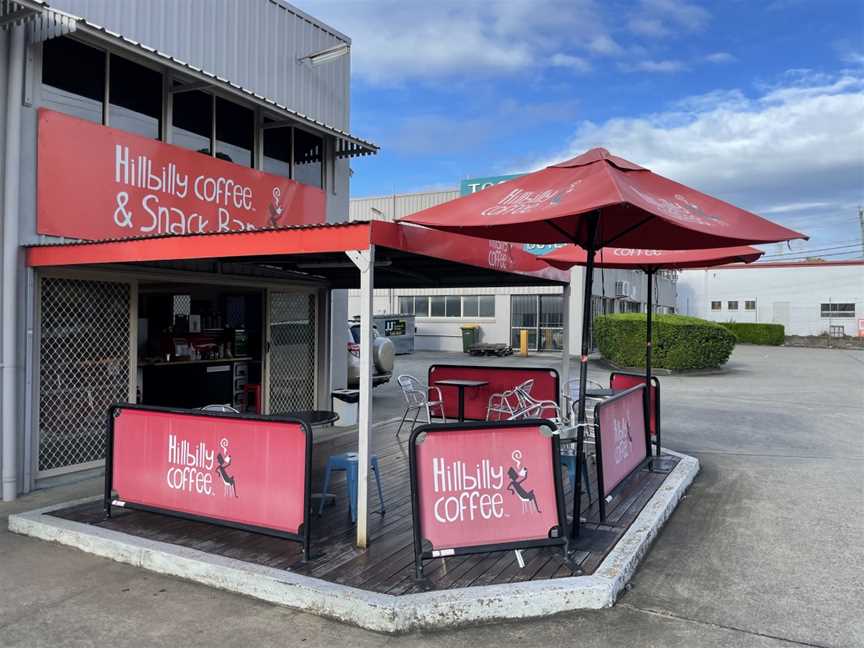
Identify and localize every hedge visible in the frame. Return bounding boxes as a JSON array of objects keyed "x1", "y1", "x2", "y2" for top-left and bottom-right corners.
[
  {"x1": 593, "y1": 313, "x2": 736, "y2": 370},
  {"x1": 719, "y1": 322, "x2": 785, "y2": 346}
]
